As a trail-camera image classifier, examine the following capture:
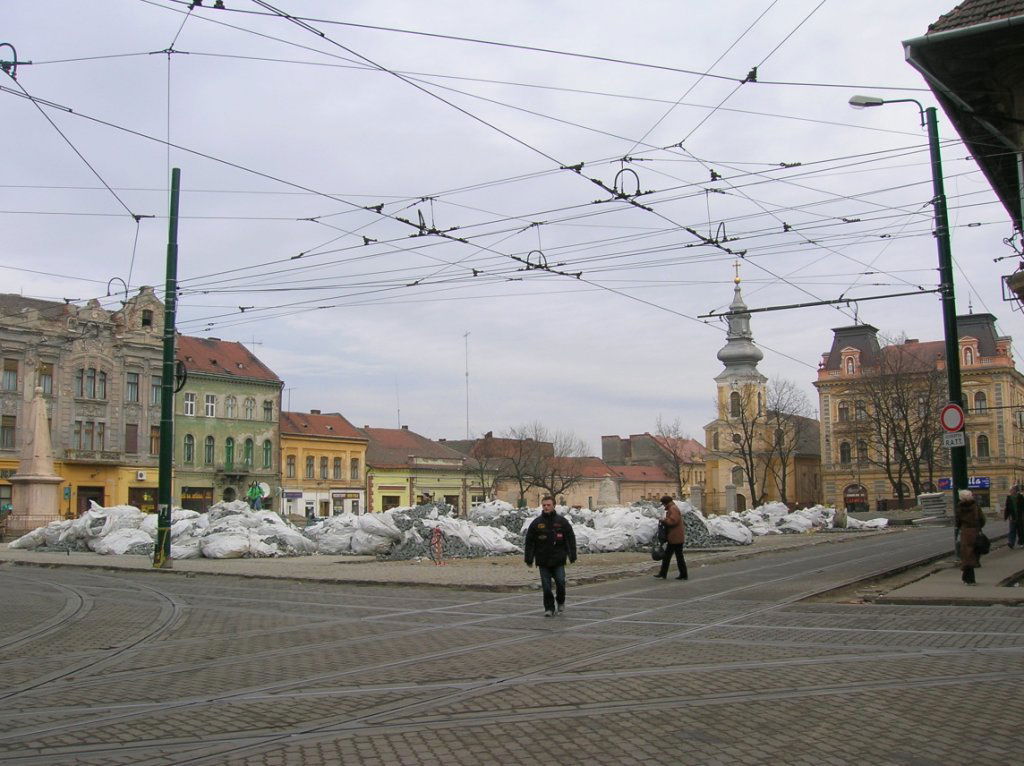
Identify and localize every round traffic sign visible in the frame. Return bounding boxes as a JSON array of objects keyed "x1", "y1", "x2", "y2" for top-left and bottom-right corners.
[{"x1": 940, "y1": 403, "x2": 965, "y2": 433}]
